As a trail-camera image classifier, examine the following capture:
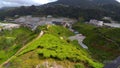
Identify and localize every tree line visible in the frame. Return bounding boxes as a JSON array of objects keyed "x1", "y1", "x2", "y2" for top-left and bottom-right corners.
[{"x1": 0, "y1": 5, "x2": 120, "y2": 22}]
